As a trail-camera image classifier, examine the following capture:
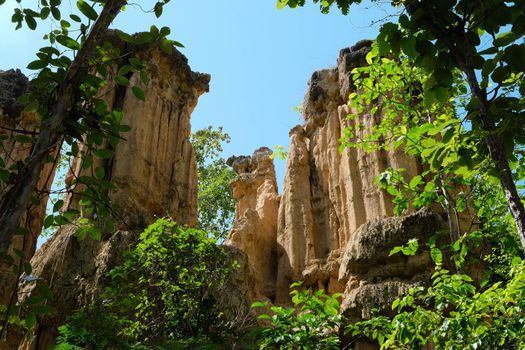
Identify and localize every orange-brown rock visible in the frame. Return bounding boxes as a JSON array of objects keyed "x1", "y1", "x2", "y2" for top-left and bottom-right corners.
[
  {"x1": 225, "y1": 43, "x2": 447, "y2": 346},
  {"x1": 63, "y1": 40, "x2": 208, "y2": 228},
  {"x1": 225, "y1": 147, "x2": 280, "y2": 300},
  {"x1": 274, "y1": 40, "x2": 423, "y2": 302},
  {"x1": 15, "y1": 40, "x2": 209, "y2": 350}
]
